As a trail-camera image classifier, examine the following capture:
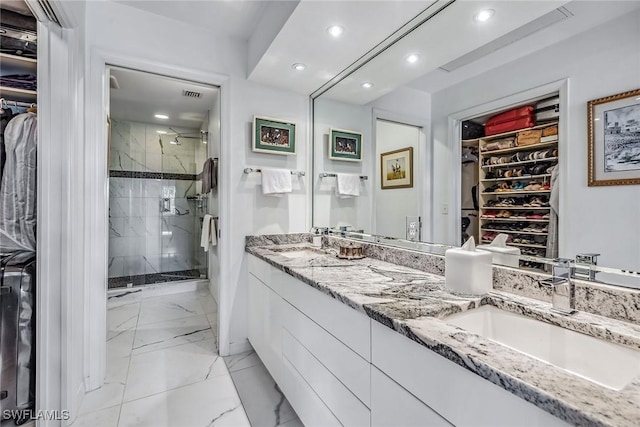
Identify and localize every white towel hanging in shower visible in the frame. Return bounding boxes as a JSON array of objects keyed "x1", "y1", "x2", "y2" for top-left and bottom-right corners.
[{"x1": 200, "y1": 214, "x2": 217, "y2": 252}]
